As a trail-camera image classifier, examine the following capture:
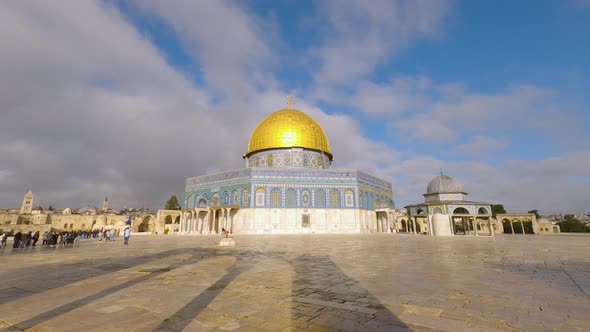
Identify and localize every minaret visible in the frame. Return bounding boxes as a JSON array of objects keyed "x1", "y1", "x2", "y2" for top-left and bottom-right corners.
[
  {"x1": 103, "y1": 196, "x2": 109, "y2": 212},
  {"x1": 20, "y1": 190, "x2": 34, "y2": 214}
]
